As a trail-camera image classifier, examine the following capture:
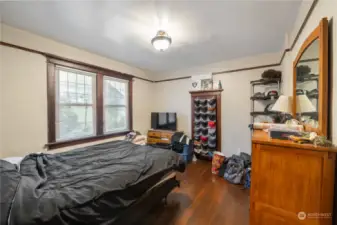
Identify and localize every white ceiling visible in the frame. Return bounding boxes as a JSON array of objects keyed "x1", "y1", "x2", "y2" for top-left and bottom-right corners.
[{"x1": 0, "y1": 1, "x2": 302, "y2": 72}]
